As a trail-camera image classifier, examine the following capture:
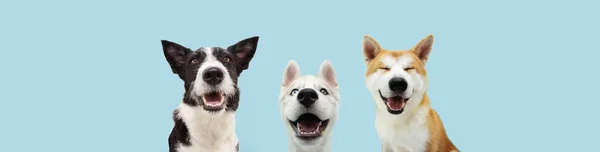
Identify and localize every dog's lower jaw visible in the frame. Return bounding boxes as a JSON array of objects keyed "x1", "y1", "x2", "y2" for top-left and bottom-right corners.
[
  {"x1": 285, "y1": 118, "x2": 334, "y2": 152},
  {"x1": 287, "y1": 136, "x2": 332, "y2": 152}
]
